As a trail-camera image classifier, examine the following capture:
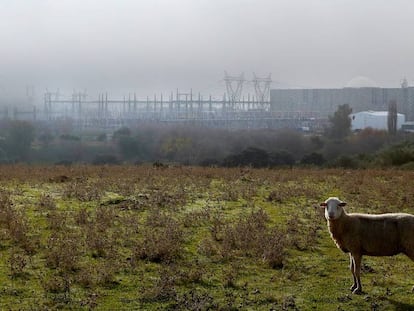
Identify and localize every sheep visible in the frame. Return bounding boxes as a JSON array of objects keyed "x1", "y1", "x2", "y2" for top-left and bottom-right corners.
[{"x1": 320, "y1": 197, "x2": 414, "y2": 294}]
